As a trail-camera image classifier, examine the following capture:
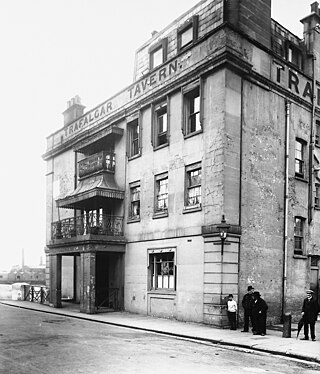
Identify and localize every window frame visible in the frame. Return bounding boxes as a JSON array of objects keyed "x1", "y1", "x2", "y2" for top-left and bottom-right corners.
[
  {"x1": 286, "y1": 41, "x2": 302, "y2": 70},
  {"x1": 128, "y1": 181, "x2": 141, "y2": 221},
  {"x1": 148, "y1": 247, "x2": 176, "y2": 292},
  {"x1": 182, "y1": 80, "x2": 202, "y2": 137},
  {"x1": 184, "y1": 162, "x2": 202, "y2": 211},
  {"x1": 295, "y1": 138, "x2": 306, "y2": 179},
  {"x1": 294, "y1": 216, "x2": 305, "y2": 255},
  {"x1": 149, "y1": 38, "x2": 168, "y2": 71},
  {"x1": 315, "y1": 183, "x2": 320, "y2": 209},
  {"x1": 154, "y1": 172, "x2": 169, "y2": 217},
  {"x1": 152, "y1": 98, "x2": 169, "y2": 149},
  {"x1": 315, "y1": 121, "x2": 320, "y2": 147},
  {"x1": 177, "y1": 15, "x2": 199, "y2": 52},
  {"x1": 127, "y1": 114, "x2": 141, "y2": 159}
]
